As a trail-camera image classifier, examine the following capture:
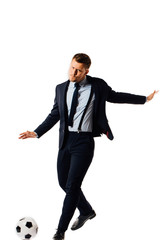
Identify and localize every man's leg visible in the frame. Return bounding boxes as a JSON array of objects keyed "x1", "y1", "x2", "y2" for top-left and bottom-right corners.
[
  {"x1": 77, "y1": 190, "x2": 93, "y2": 216},
  {"x1": 57, "y1": 146, "x2": 93, "y2": 216},
  {"x1": 57, "y1": 133, "x2": 95, "y2": 232}
]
